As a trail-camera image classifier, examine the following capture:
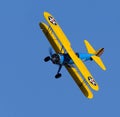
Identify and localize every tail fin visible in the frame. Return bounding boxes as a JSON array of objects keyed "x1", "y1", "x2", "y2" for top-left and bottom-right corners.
[{"x1": 84, "y1": 40, "x2": 106, "y2": 71}]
